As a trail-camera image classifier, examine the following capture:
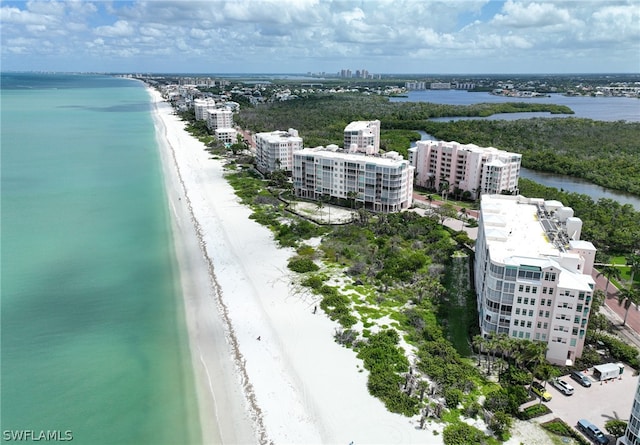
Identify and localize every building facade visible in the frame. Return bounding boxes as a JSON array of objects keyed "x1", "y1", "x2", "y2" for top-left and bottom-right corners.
[
  {"x1": 474, "y1": 195, "x2": 597, "y2": 366},
  {"x1": 193, "y1": 98, "x2": 216, "y2": 120},
  {"x1": 254, "y1": 129, "x2": 303, "y2": 174},
  {"x1": 408, "y1": 140, "x2": 521, "y2": 199},
  {"x1": 214, "y1": 128, "x2": 238, "y2": 145},
  {"x1": 205, "y1": 108, "x2": 233, "y2": 131},
  {"x1": 343, "y1": 120, "x2": 380, "y2": 154},
  {"x1": 618, "y1": 380, "x2": 640, "y2": 445},
  {"x1": 292, "y1": 146, "x2": 414, "y2": 213}
]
